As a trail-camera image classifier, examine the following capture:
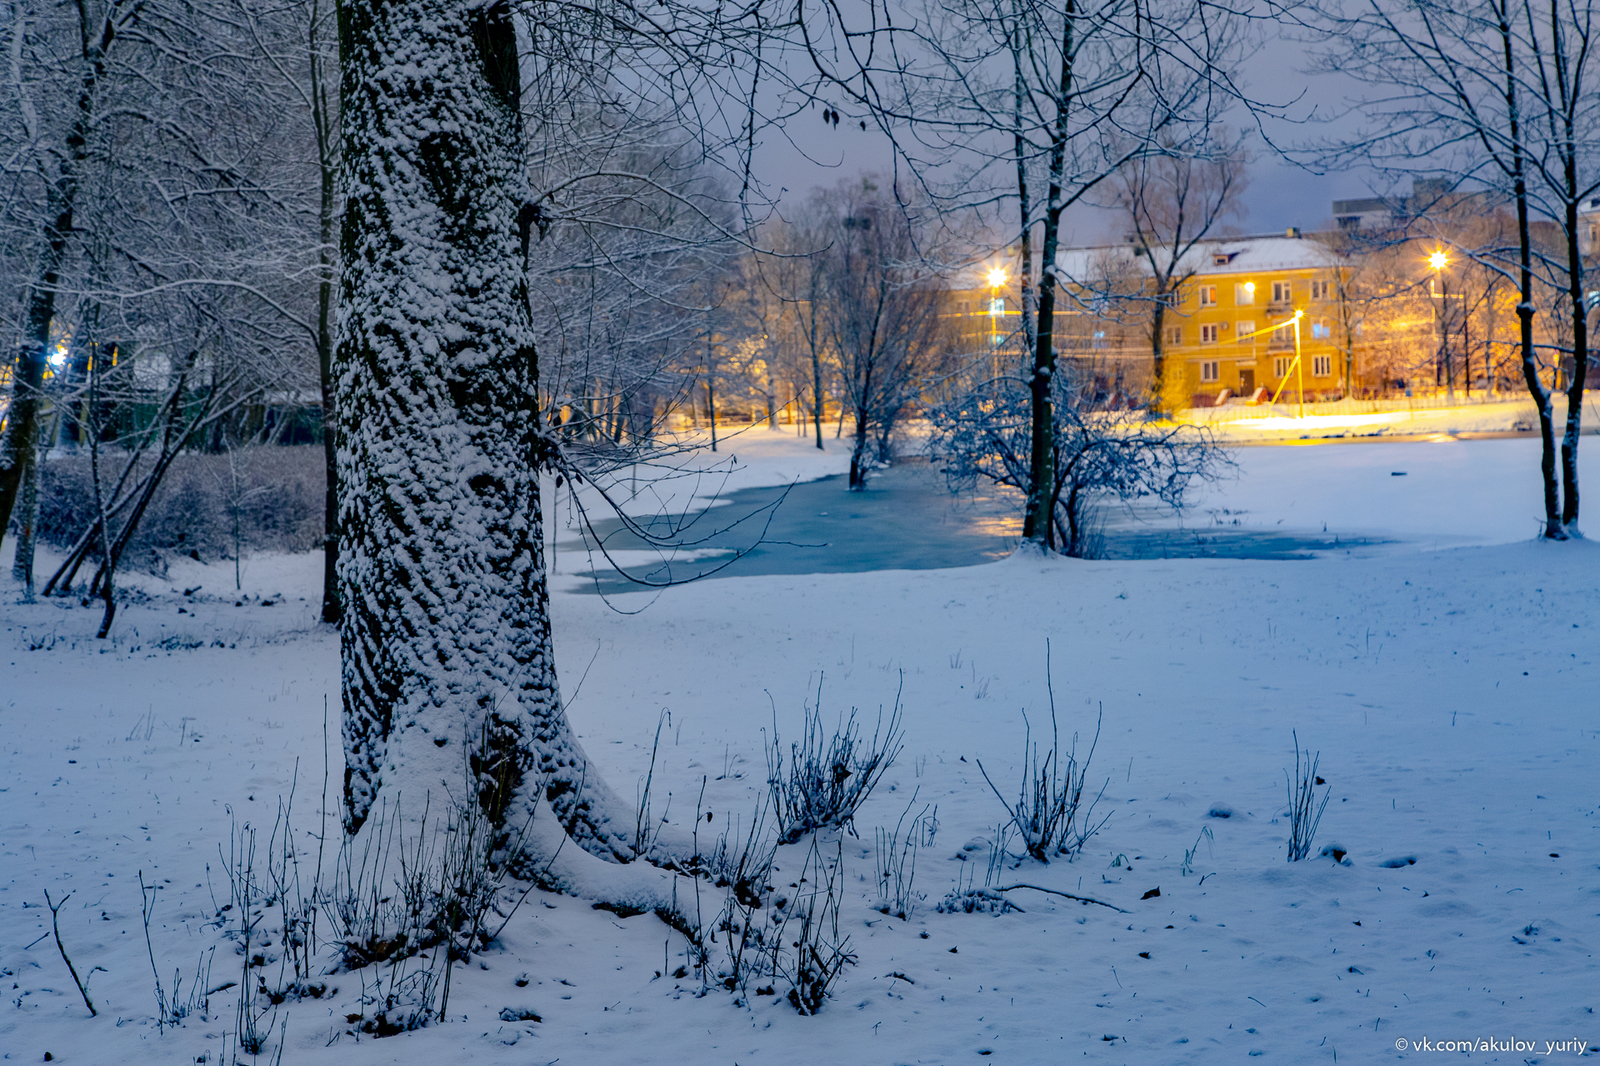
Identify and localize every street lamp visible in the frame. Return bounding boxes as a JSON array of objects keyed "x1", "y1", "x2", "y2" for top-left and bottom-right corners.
[
  {"x1": 1428, "y1": 249, "x2": 1452, "y2": 400},
  {"x1": 987, "y1": 267, "x2": 1007, "y2": 347}
]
